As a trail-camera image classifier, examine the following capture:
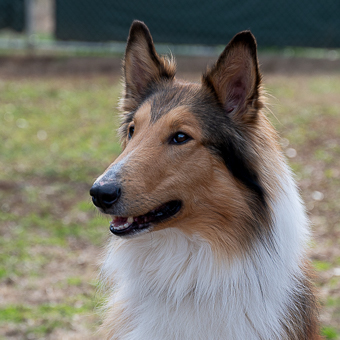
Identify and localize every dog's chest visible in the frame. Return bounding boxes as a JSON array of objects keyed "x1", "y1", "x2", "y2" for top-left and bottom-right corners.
[
  {"x1": 113, "y1": 277, "x2": 267, "y2": 340},
  {"x1": 103, "y1": 227, "x2": 301, "y2": 340}
]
